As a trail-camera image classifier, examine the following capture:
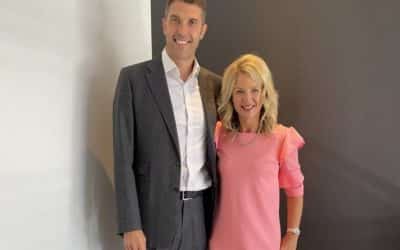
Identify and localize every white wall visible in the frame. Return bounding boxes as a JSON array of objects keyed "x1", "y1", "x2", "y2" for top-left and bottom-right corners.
[{"x1": 0, "y1": 0, "x2": 151, "y2": 249}]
